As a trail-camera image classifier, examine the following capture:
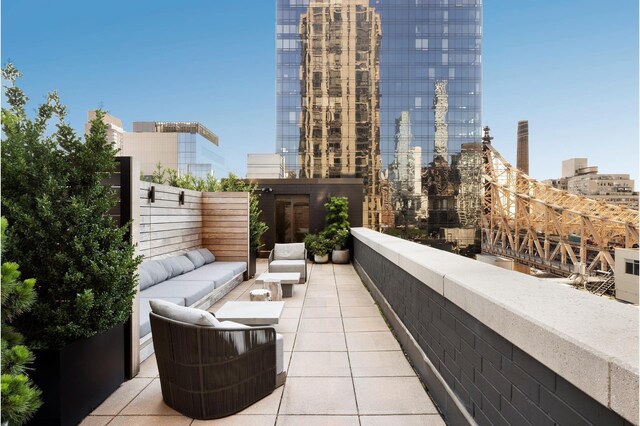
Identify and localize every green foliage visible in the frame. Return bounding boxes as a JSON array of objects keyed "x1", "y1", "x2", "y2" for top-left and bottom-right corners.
[
  {"x1": 1, "y1": 217, "x2": 42, "y2": 425},
  {"x1": 148, "y1": 164, "x2": 268, "y2": 251},
  {"x1": 323, "y1": 196, "x2": 351, "y2": 249},
  {"x1": 303, "y1": 233, "x2": 332, "y2": 256},
  {"x1": 1, "y1": 64, "x2": 142, "y2": 349},
  {"x1": 1, "y1": 374, "x2": 42, "y2": 426}
]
